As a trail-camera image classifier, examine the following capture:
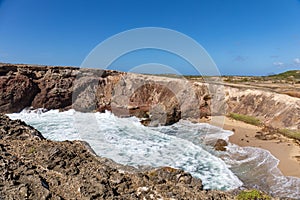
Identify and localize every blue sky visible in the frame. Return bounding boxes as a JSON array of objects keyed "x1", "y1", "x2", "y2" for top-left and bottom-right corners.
[{"x1": 1, "y1": 0, "x2": 300, "y2": 75}]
